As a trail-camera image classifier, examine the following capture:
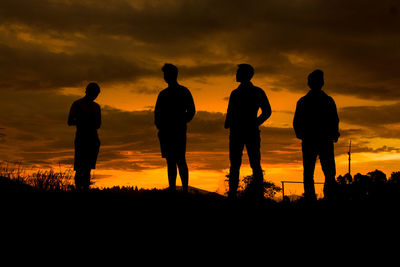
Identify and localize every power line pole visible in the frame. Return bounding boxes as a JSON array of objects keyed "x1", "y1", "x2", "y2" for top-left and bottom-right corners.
[{"x1": 348, "y1": 140, "x2": 351, "y2": 176}]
